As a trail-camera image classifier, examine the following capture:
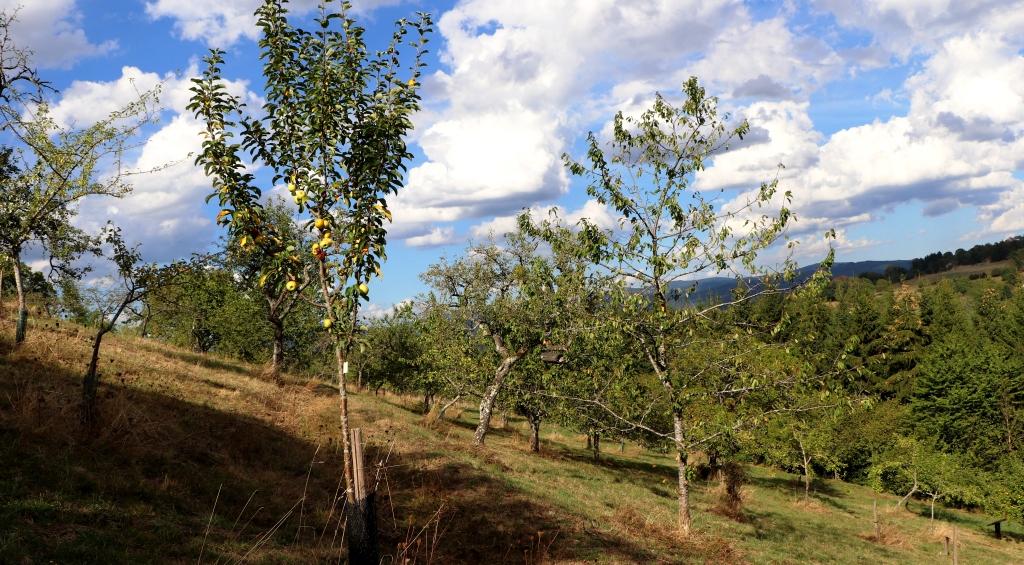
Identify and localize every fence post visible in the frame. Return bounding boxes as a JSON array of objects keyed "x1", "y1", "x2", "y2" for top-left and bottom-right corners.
[
  {"x1": 953, "y1": 526, "x2": 959, "y2": 565},
  {"x1": 347, "y1": 428, "x2": 378, "y2": 564},
  {"x1": 873, "y1": 500, "x2": 881, "y2": 541}
]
